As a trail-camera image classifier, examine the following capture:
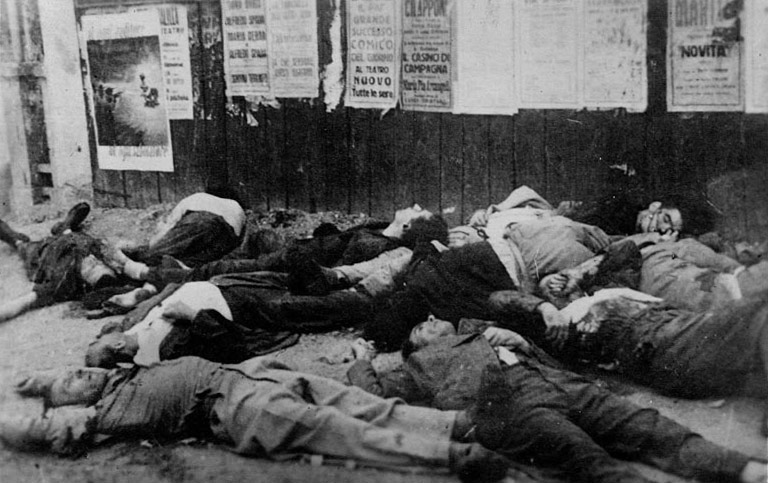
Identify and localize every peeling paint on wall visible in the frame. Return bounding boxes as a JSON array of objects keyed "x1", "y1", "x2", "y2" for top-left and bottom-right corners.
[{"x1": 322, "y1": 1, "x2": 344, "y2": 112}]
